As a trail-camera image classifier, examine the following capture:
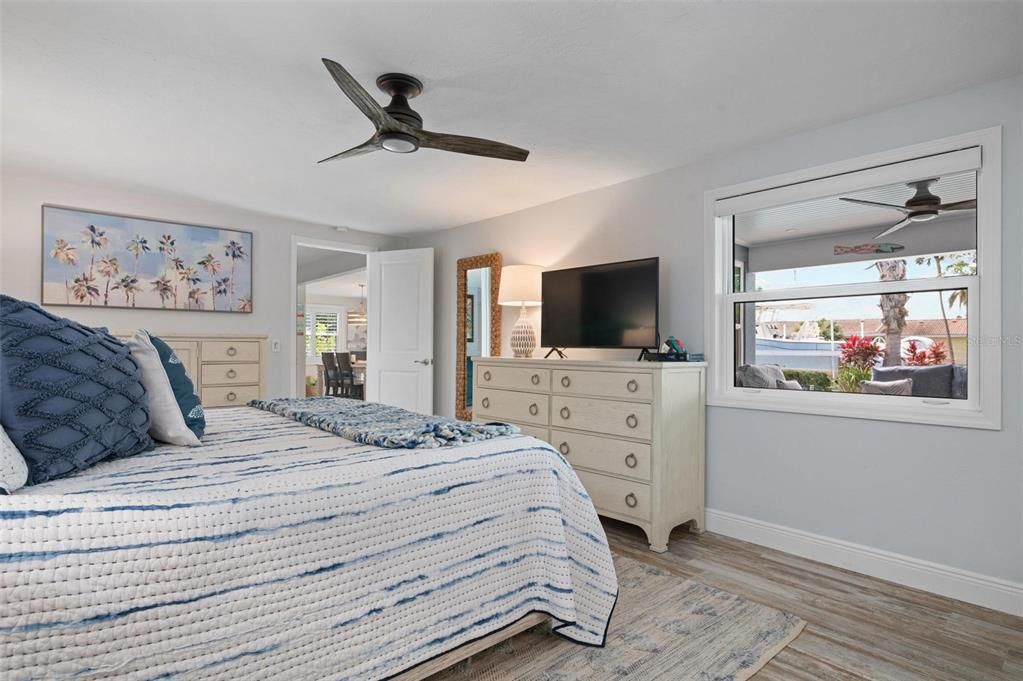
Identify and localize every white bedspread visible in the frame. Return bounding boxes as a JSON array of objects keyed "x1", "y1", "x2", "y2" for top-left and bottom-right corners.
[{"x1": 0, "y1": 407, "x2": 617, "y2": 680}]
